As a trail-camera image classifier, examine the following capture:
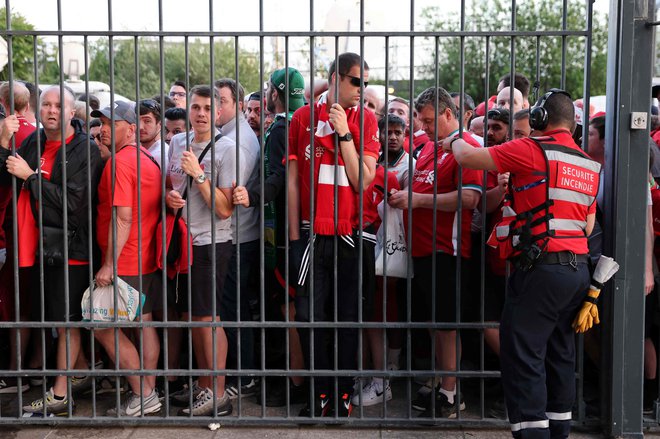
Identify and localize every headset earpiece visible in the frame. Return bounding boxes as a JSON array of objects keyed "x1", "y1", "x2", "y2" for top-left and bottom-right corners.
[{"x1": 529, "y1": 88, "x2": 571, "y2": 132}]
